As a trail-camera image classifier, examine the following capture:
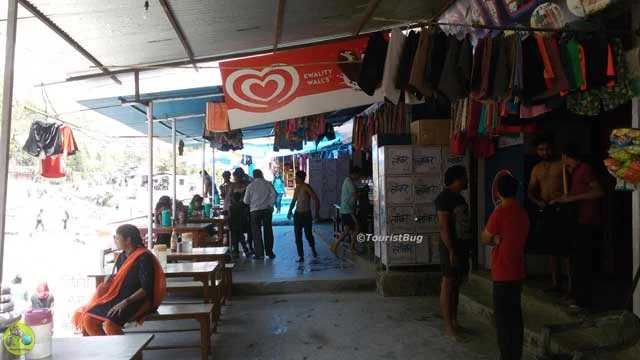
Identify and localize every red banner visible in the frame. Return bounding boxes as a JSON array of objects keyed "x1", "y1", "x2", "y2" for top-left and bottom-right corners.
[{"x1": 220, "y1": 38, "x2": 382, "y2": 130}]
